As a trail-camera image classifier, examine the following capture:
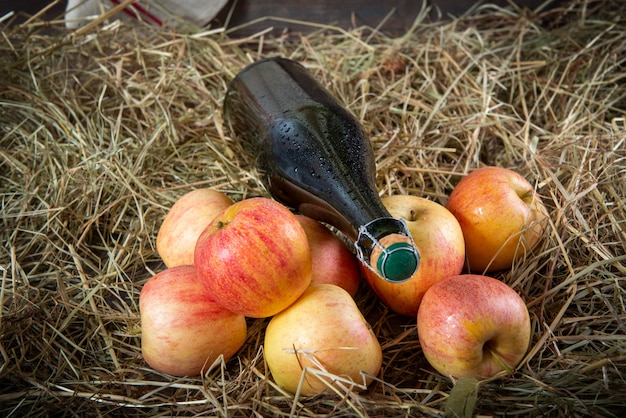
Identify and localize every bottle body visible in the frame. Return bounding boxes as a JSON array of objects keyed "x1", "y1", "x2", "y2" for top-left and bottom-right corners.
[{"x1": 223, "y1": 57, "x2": 419, "y2": 283}]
